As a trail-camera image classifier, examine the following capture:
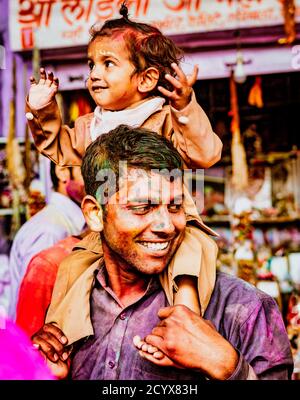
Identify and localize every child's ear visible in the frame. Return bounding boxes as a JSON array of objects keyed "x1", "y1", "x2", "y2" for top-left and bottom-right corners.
[
  {"x1": 81, "y1": 195, "x2": 103, "y2": 232},
  {"x1": 138, "y1": 67, "x2": 160, "y2": 94}
]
